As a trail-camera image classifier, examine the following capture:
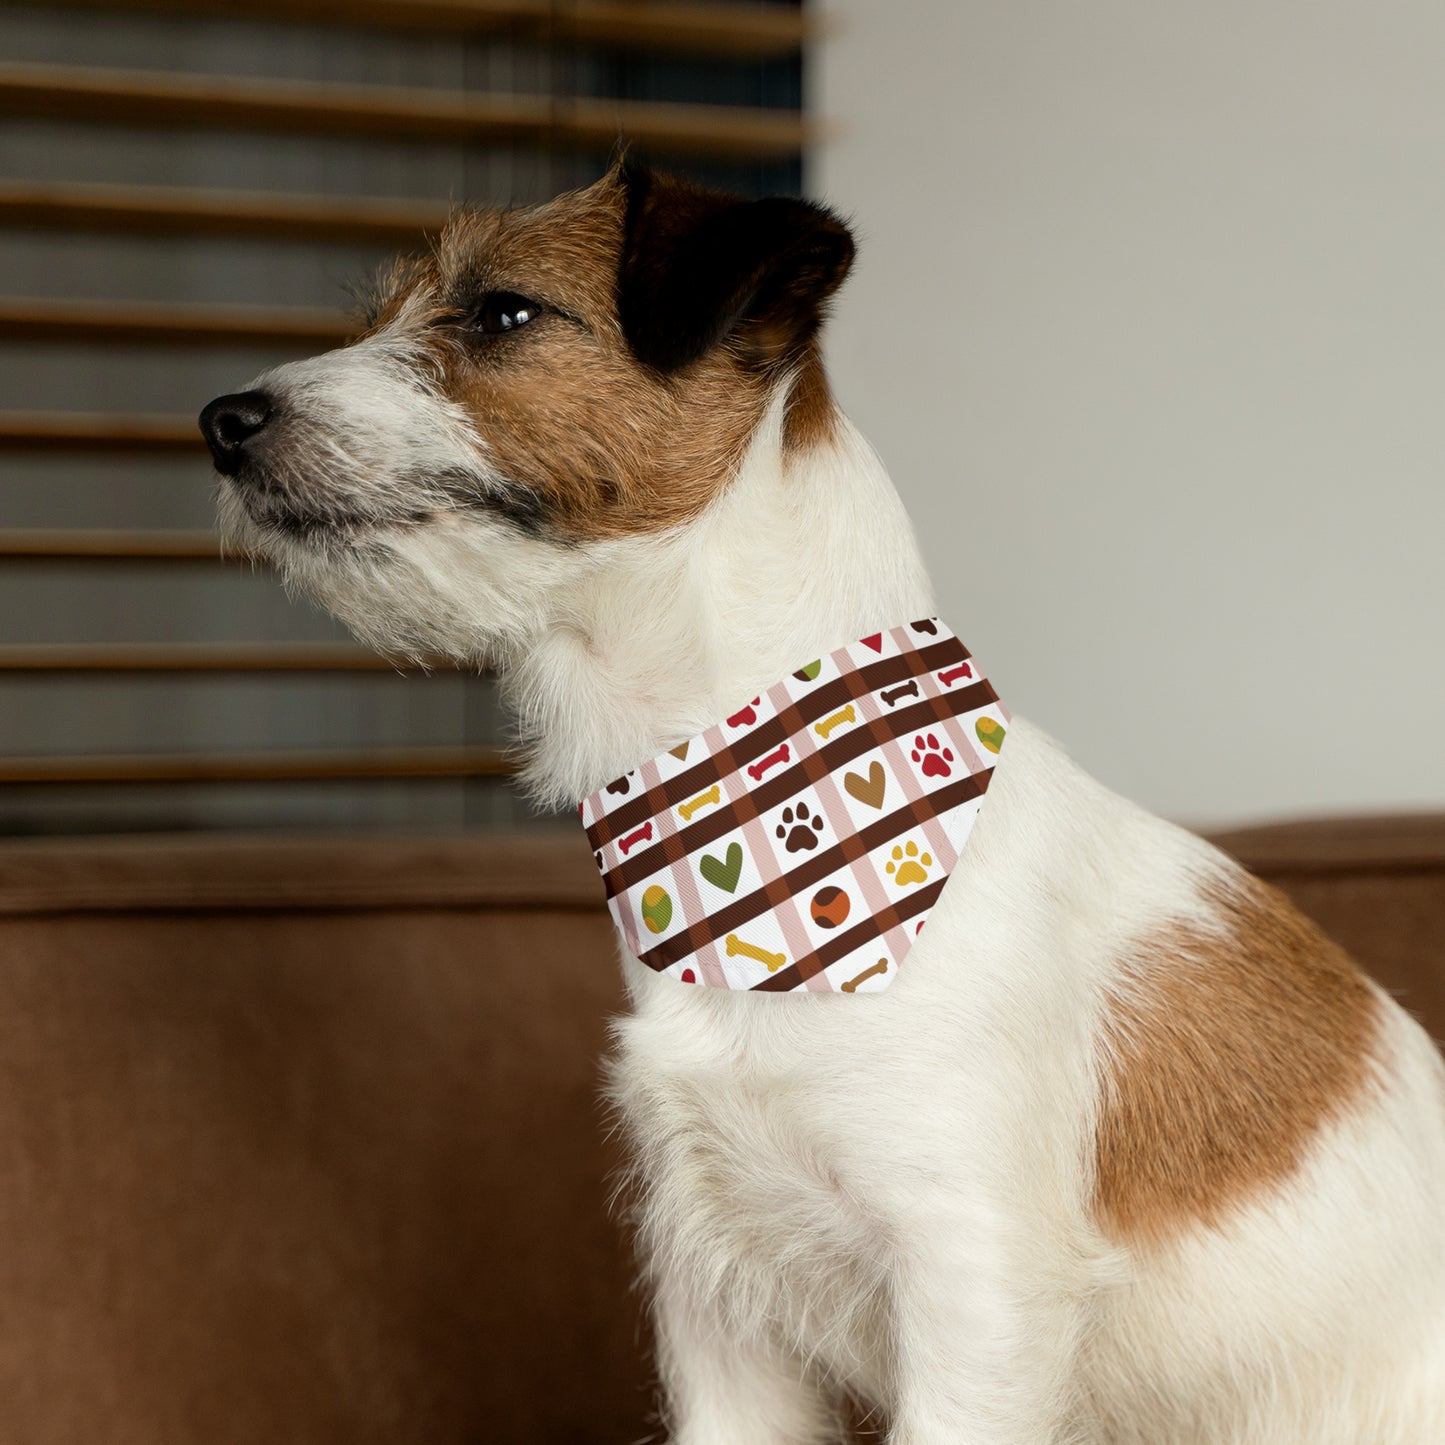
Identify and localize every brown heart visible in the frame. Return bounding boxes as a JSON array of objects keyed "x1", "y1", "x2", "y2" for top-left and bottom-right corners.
[{"x1": 844, "y1": 760, "x2": 886, "y2": 809}]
